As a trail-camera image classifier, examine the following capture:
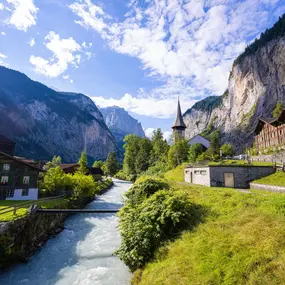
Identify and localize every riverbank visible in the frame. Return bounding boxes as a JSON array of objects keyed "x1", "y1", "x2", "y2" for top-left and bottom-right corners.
[
  {"x1": 0, "y1": 179, "x2": 113, "y2": 272},
  {"x1": 129, "y1": 168, "x2": 285, "y2": 284},
  {"x1": 0, "y1": 179, "x2": 132, "y2": 285}
]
